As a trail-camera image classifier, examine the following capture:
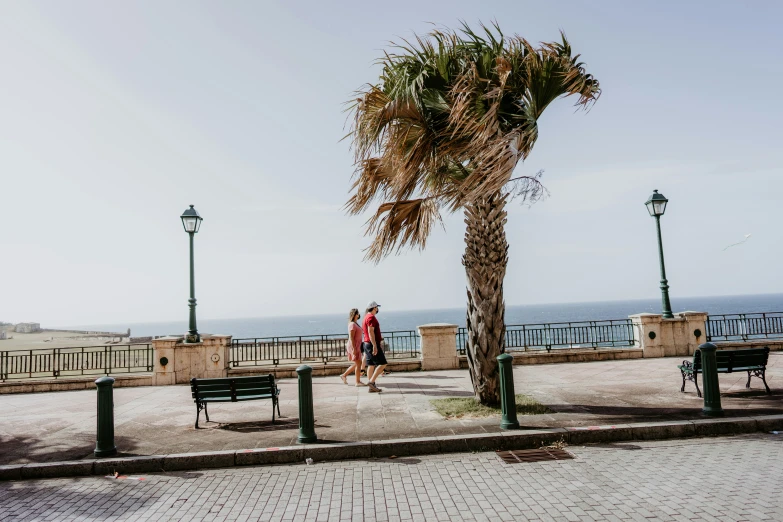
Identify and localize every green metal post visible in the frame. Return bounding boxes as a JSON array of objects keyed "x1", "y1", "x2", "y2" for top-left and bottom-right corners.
[
  {"x1": 186, "y1": 231, "x2": 200, "y2": 343},
  {"x1": 497, "y1": 353, "x2": 520, "y2": 430},
  {"x1": 654, "y1": 215, "x2": 674, "y2": 319},
  {"x1": 296, "y1": 365, "x2": 317, "y2": 443},
  {"x1": 94, "y1": 376, "x2": 117, "y2": 457},
  {"x1": 699, "y1": 343, "x2": 724, "y2": 416}
]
